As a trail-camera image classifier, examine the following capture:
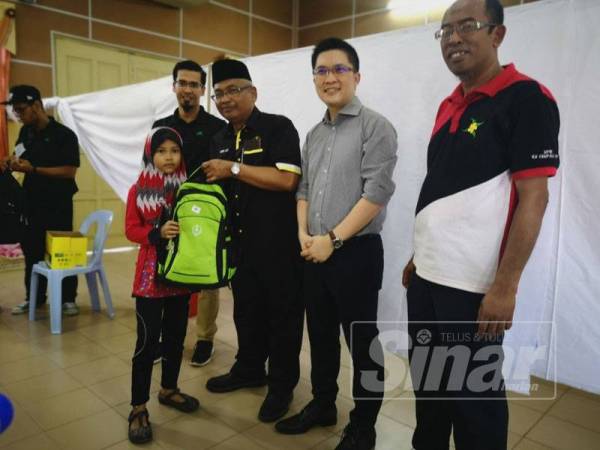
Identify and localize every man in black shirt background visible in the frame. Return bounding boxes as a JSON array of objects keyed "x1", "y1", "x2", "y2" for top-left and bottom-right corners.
[
  {"x1": 153, "y1": 60, "x2": 226, "y2": 366},
  {"x1": 1, "y1": 85, "x2": 80, "y2": 316}
]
